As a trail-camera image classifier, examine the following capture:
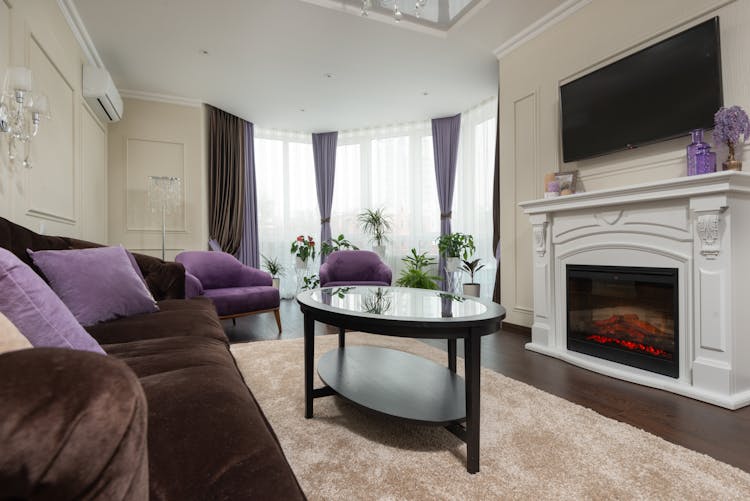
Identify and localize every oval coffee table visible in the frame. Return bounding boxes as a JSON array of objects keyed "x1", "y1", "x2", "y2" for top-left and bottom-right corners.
[{"x1": 297, "y1": 286, "x2": 506, "y2": 473}]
